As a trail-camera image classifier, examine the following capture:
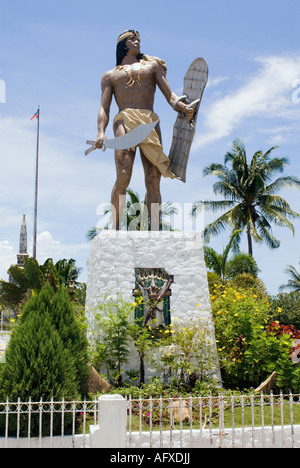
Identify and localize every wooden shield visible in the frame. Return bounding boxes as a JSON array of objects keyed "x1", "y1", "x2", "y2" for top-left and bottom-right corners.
[{"x1": 169, "y1": 57, "x2": 208, "y2": 182}]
